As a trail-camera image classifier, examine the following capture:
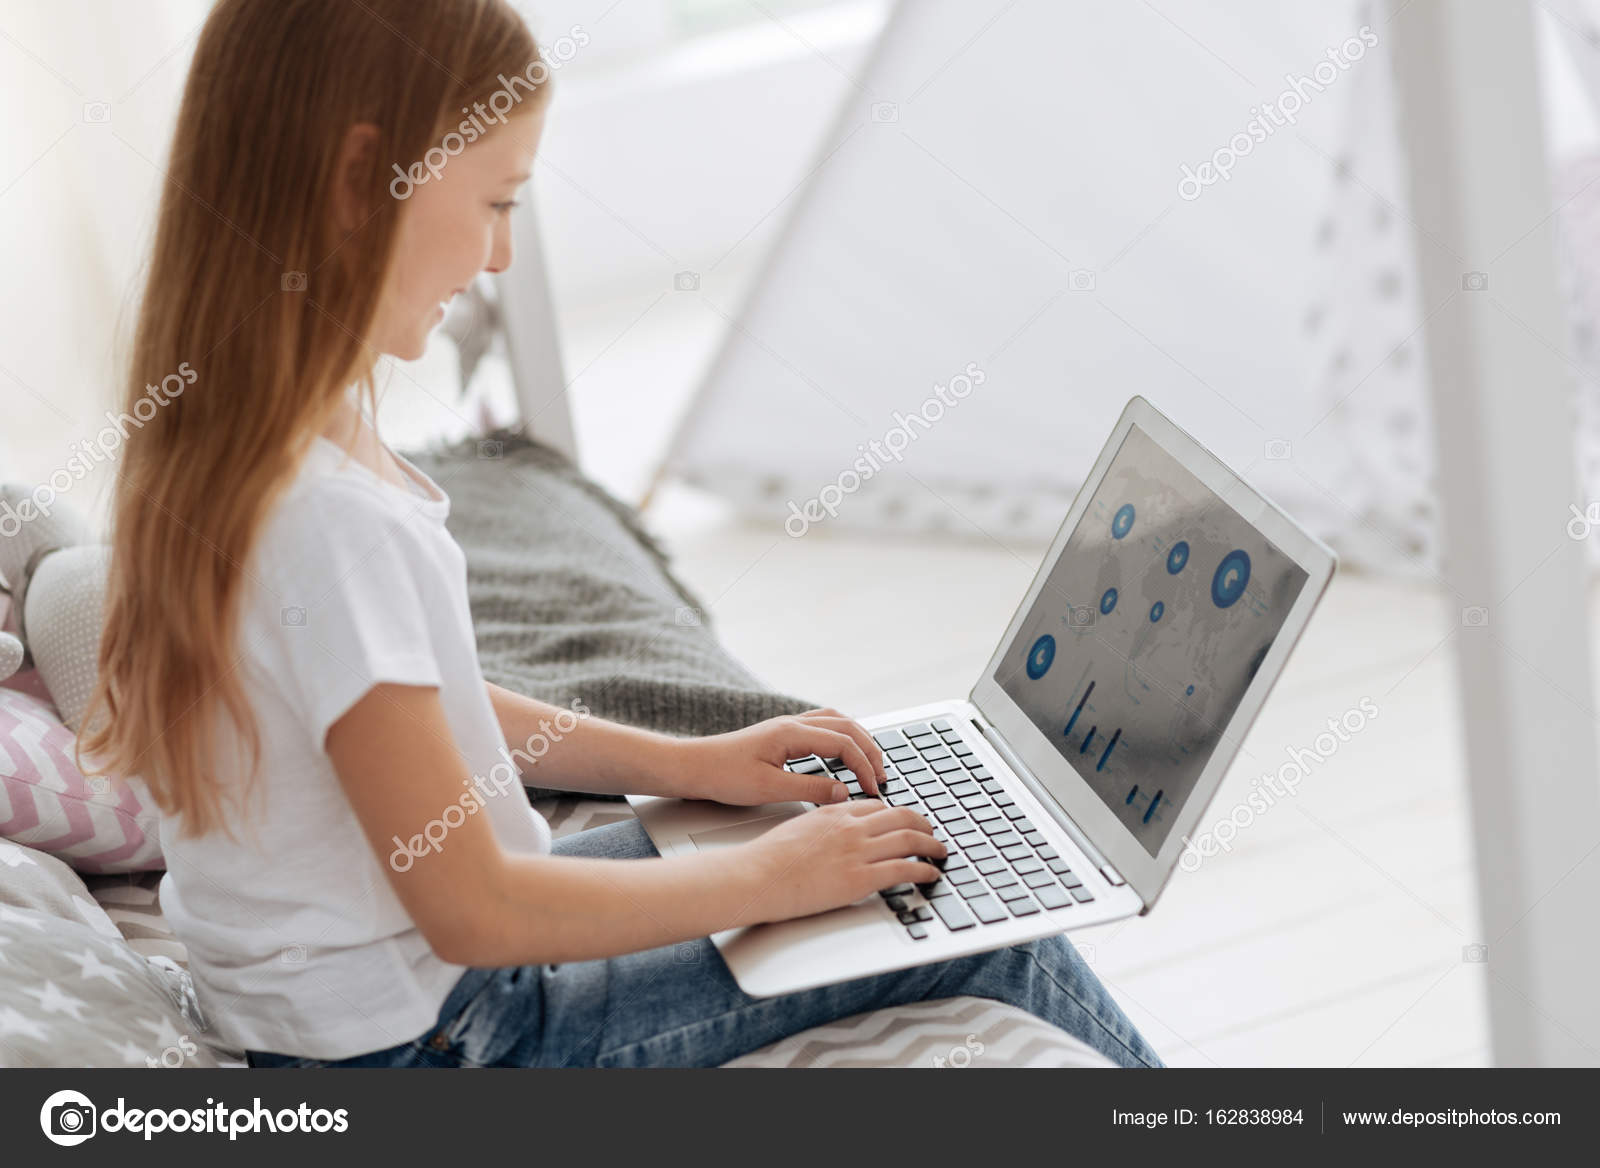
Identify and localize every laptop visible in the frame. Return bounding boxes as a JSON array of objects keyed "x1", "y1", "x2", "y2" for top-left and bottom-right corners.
[{"x1": 630, "y1": 396, "x2": 1337, "y2": 997}]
